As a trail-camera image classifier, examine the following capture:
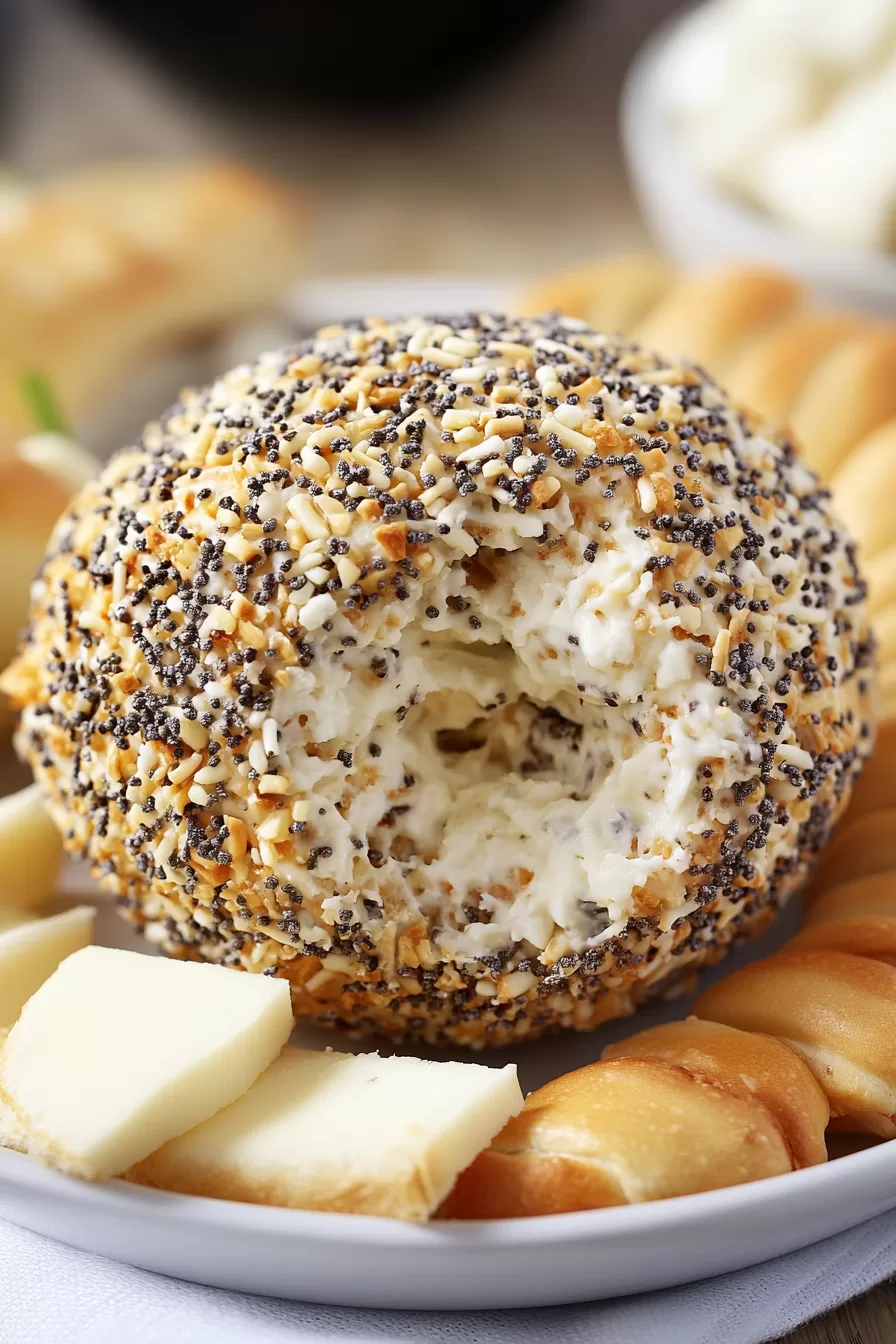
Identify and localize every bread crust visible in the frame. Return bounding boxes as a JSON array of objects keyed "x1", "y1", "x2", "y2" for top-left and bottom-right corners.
[
  {"x1": 805, "y1": 809, "x2": 896, "y2": 901},
  {"x1": 439, "y1": 1055, "x2": 795, "y2": 1218},
  {"x1": 831, "y1": 418, "x2": 896, "y2": 561},
  {"x1": 790, "y1": 331, "x2": 896, "y2": 481},
  {"x1": 633, "y1": 266, "x2": 802, "y2": 377},
  {"x1": 602, "y1": 1017, "x2": 829, "y2": 1168},
  {"x1": 694, "y1": 949, "x2": 896, "y2": 1136},
  {"x1": 727, "y1": 313, "x2": 866, "y2": 426},
  {"x1": 515, "y1": 255, "x2": 672, "y2": 335}
]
